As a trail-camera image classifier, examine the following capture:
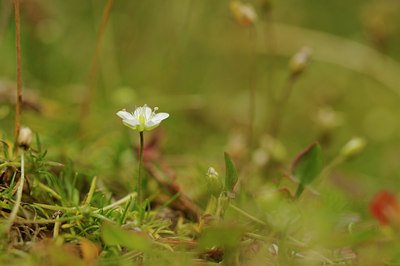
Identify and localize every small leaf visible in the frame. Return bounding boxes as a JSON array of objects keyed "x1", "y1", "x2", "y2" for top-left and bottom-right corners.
[
  {"x1": 0, "y1": 140, "x2": 10, "y2": 160},
  {"x1": 224, "y1": 152, "x2": 238, "y2": 192},
  {"x1": 101, "y1": 222, "x2": 151, "y2": 252},
  {"x1": 292, "y1": 142, "x2": 323, "y2": 198},
  {"x1": 35, "y1": 132, "x2": 41, "y2": 154}
]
